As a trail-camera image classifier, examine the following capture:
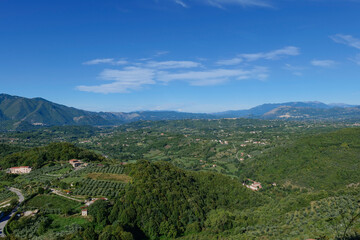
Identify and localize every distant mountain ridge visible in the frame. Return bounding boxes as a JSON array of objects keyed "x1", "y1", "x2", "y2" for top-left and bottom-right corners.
[{"x1": 1, "y1": 93, "x2": 360, "y2": 130}]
